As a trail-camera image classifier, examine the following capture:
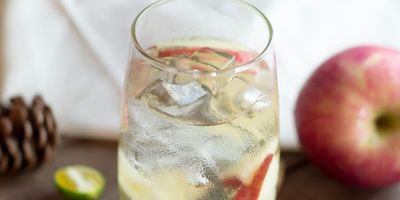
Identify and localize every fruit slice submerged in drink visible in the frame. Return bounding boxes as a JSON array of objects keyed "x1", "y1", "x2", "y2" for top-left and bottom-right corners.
[
  {"x1": 233, "y1": 154, "x2": 274, "y2": 200},
  {"x1": 158, "y1": 47, "x2": 257, "y2": 66}
]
